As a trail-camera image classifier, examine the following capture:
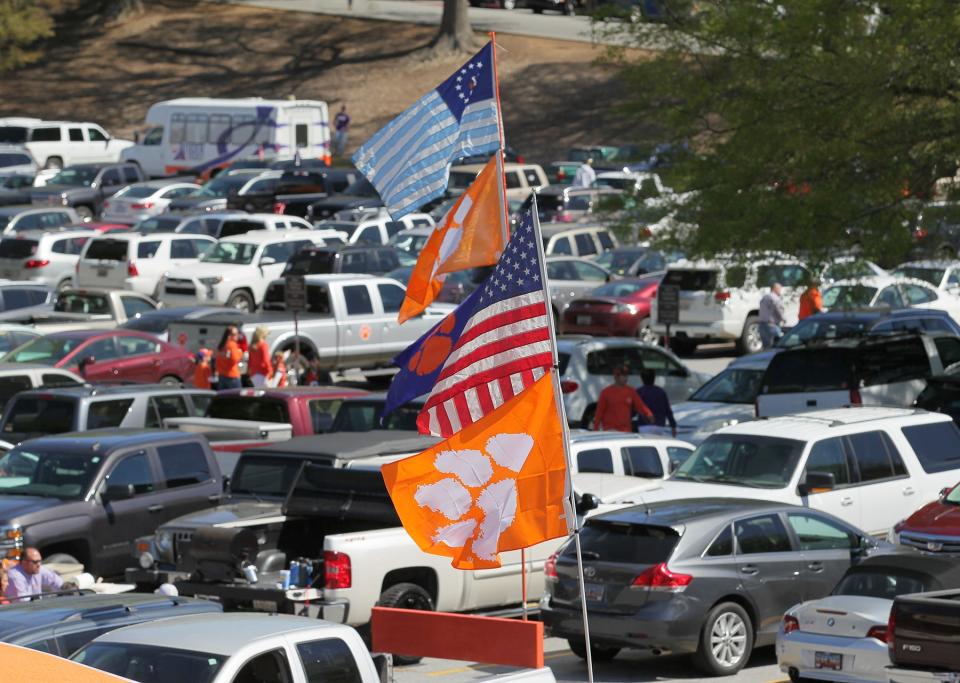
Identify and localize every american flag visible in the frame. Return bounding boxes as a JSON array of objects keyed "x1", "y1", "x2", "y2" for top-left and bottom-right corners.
[
  {"x1": 383, "y1": 209, "x2": 553, "y2": 437},
  {"x1": 352, "y1": 42, "x2": 501, "y2": 220}
]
